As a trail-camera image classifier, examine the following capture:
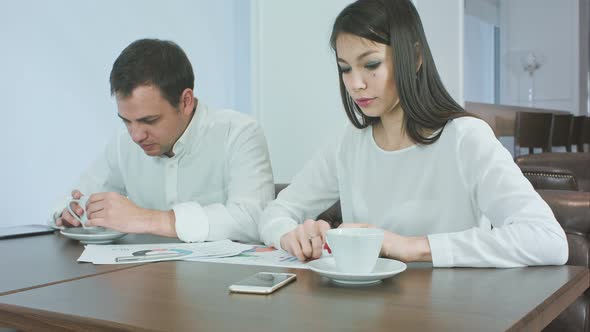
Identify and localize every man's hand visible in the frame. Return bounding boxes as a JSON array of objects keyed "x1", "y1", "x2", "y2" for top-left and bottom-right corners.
[
  {"x1": 339, "y1": 223, "x2": 432, "y2": 263},
  {"x1": 84, "y1": 192, "x2": 175, "y2": 236},
  {"x1": 55, "y1": 190, "x2": 85, "y2": 227},
  {"x1": 280, "y1": 219, "x2": 331, "y2": 261}
]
